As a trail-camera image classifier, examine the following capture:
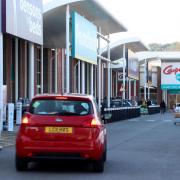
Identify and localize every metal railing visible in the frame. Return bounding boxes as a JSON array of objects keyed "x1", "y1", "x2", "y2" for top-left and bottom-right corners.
[{"x1": 102, "y1": 106, "x2": 140, "y2": 124}]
